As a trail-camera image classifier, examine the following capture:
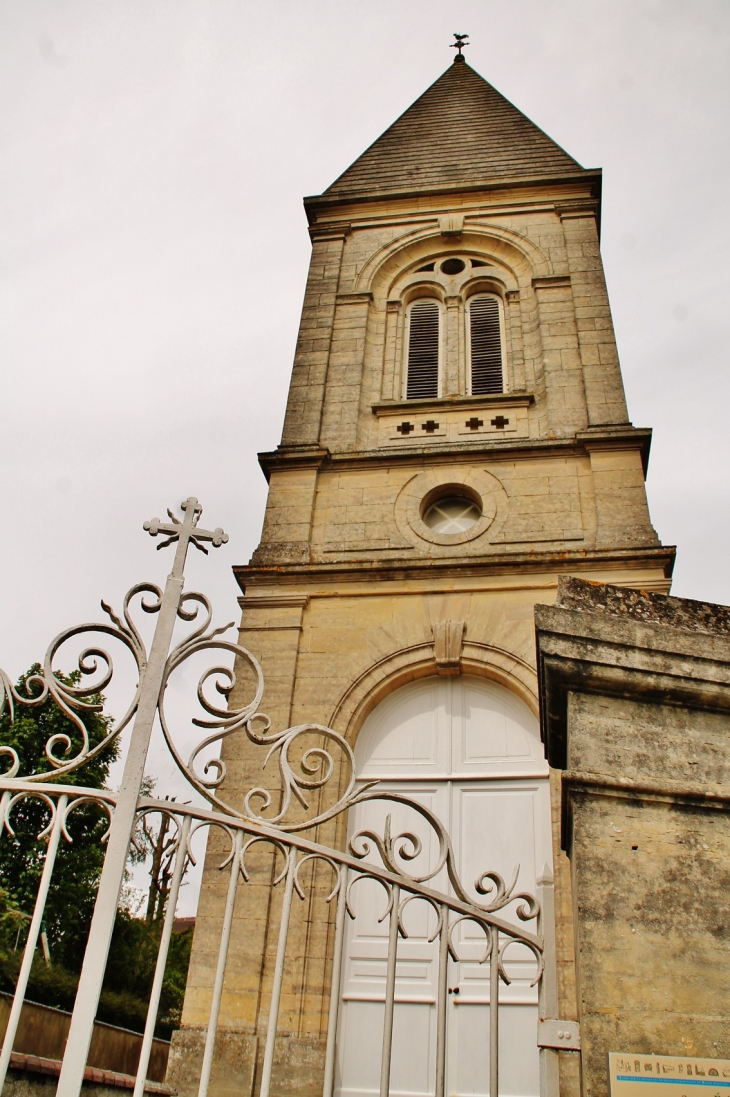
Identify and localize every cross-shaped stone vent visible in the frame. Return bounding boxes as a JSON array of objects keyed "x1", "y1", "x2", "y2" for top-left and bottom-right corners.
[
  {"x1": 491, "y1": 416, "x2": 510, "y2": 429},
  {"x1": 466, "y1": 417, "x2": 484, "y2": 430},
  {"x1": 421, "y1": 420, "x2": 440, "y2": 433},
  {"x1": 397, "y1": 421, "x2": 415, "y2": 435}
]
